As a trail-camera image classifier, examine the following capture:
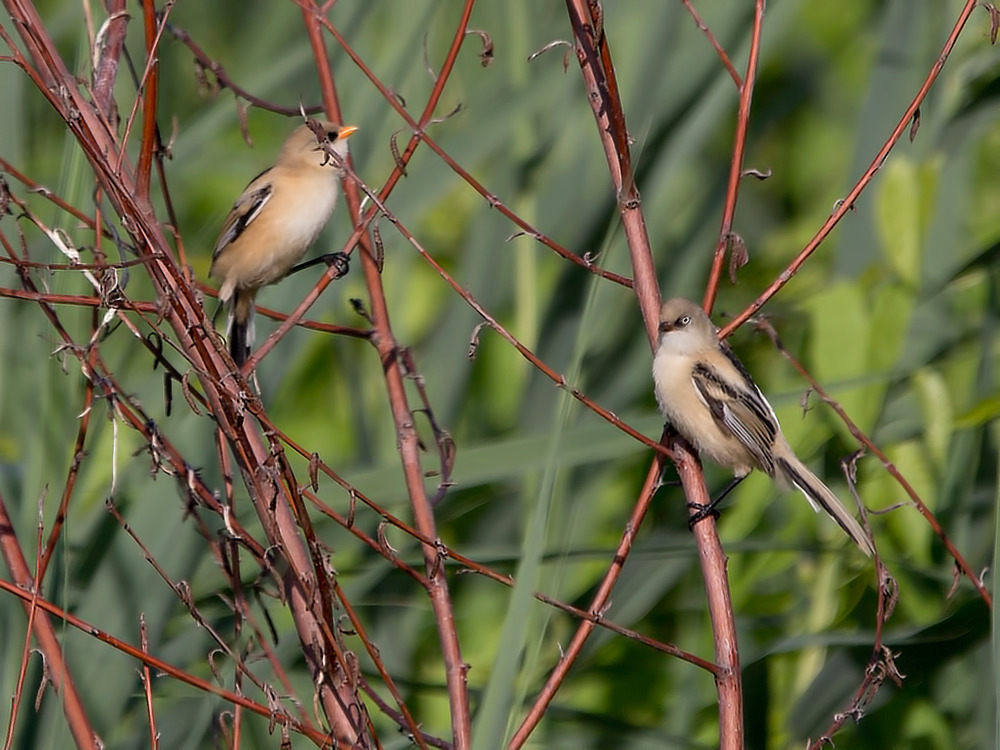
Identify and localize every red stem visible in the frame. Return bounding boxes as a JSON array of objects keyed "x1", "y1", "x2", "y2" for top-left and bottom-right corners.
[
  {"x1": 703, "y1": 0, "x2": 764, "y2": 314},
  {"x1": 720, "y1": 0, "x2": 981, "y2": 337}
]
